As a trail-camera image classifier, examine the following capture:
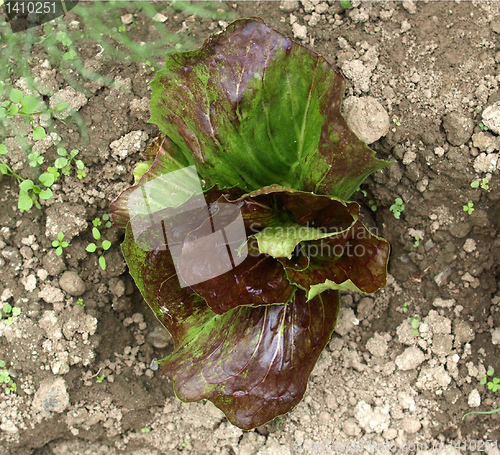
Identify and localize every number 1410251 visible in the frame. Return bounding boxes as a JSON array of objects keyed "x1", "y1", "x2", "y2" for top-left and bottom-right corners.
[{"x1": 5, "y1": 2, "x2": 56, "y2": 15}]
